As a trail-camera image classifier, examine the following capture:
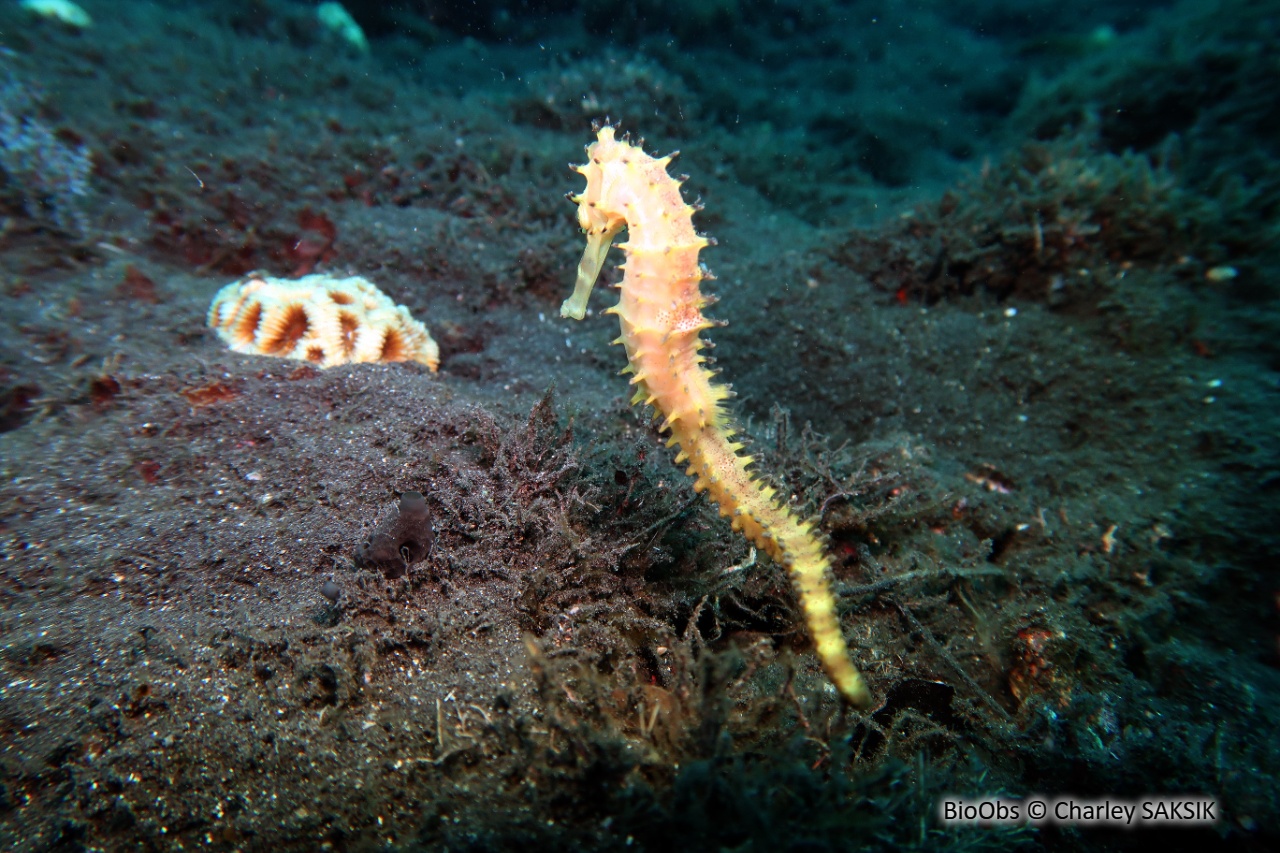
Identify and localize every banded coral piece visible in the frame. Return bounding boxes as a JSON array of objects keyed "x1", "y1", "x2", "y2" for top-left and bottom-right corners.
[
  {"x1": 208, "y1": 274, "x2": 439, "y2": 371},
  {"x1": 561, "y1": 125, "x2": 872, "y2": 707}
]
